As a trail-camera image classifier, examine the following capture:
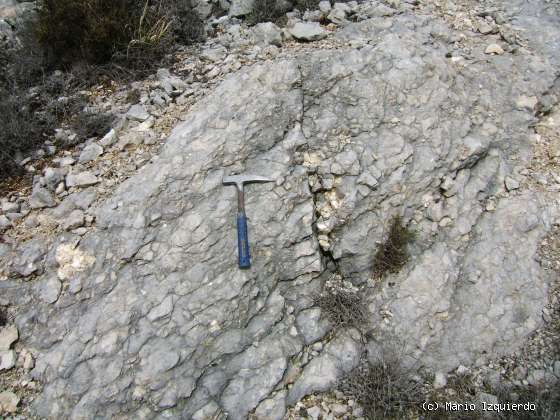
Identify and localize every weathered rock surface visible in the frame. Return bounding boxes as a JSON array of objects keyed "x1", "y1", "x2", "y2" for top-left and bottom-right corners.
[{"x1": 2, "y1": 0, "x2": 560, "y2": 419}]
